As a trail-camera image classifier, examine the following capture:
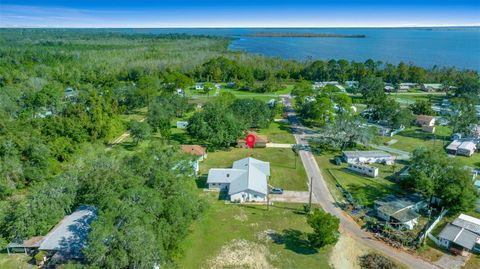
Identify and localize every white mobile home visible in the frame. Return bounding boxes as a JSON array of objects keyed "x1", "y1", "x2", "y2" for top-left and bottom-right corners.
[
  {"x1": 347, "y1": 163, "x2": 379, "y2": 177},
  {"x1": 343, "y1": 150, "x2": 394, "y2": 165}
]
